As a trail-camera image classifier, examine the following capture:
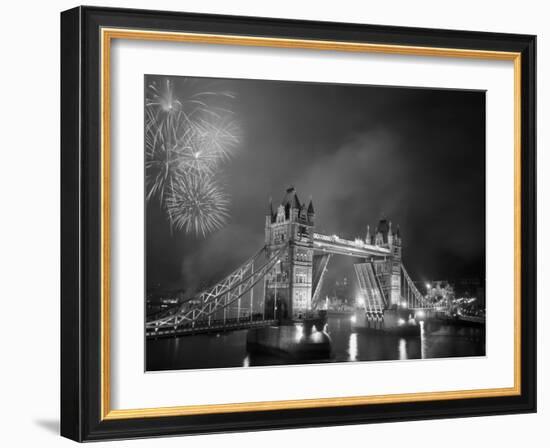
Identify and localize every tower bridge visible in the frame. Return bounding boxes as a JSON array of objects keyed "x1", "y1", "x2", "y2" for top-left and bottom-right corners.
[{"x1": 146, "y1": 186, "x2": 439, "y2": 338}]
